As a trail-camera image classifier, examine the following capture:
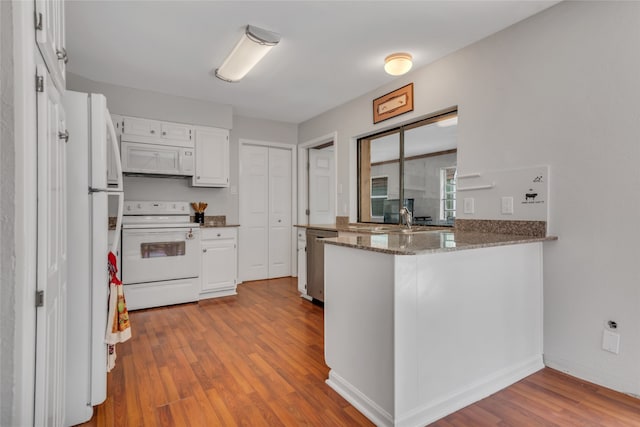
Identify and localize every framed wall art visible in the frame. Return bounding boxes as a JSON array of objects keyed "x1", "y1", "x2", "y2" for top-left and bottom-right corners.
[{"x1": 373, "y1": 83, "x2": 414, "y2": 124}]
